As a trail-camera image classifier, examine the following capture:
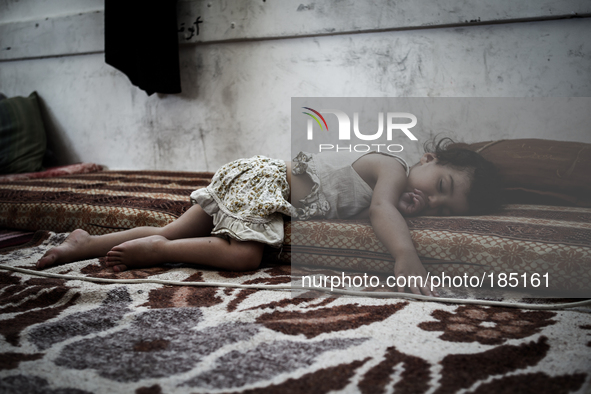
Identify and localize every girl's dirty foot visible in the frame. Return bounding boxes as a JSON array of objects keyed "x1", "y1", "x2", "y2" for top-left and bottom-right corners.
[
  {"x1": 105, "y1": 235, "x2": 168, "y2": 272},
  {"x1": 36, "y1": 229, "x2": 92, "y2": 269}
]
